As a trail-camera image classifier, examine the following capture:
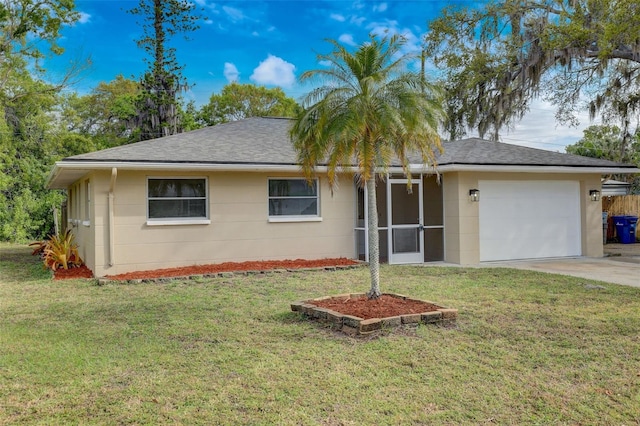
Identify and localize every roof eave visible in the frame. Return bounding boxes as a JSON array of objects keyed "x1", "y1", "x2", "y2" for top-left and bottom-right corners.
[
  {"x1": 47, "y1": 160, "x2": 640, "y2": 189},
  {"x1": 47, "y1": 160, "x2": 314, "y2": 189}
]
